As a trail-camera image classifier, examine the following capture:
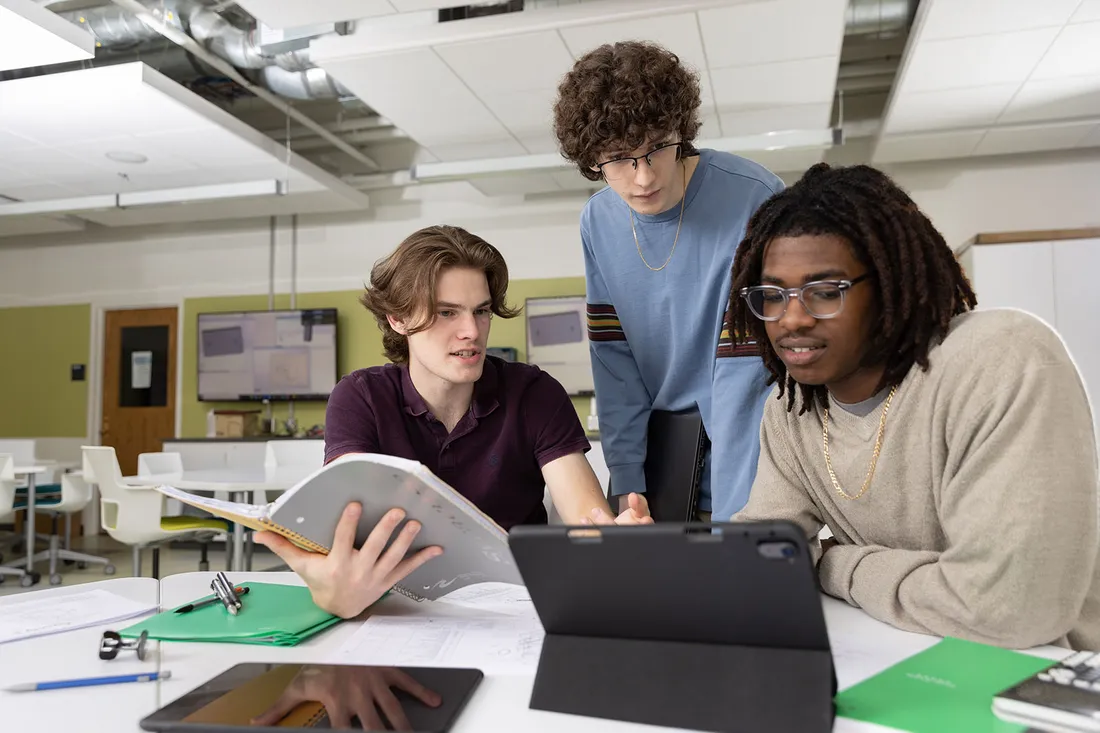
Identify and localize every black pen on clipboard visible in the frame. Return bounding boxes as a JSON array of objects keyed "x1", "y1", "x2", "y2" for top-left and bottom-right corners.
[{"x1": 175, "y1": 576, "x2": 249, "y2": 614}]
